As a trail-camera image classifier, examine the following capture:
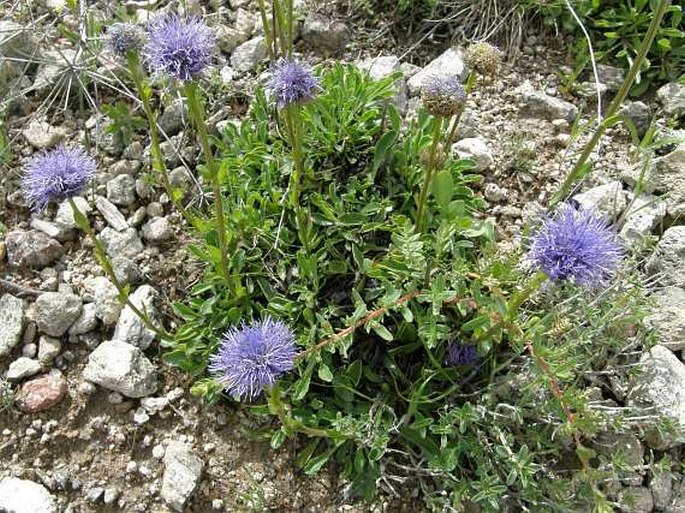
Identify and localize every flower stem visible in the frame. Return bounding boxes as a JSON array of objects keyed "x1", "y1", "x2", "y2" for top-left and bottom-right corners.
[
  {"x1": 183, "y1": 81, "x2": 232, "y2": 292},
  {"x1": 257, "y1": 0, "x2": 275, "y2": 62},
  {"x1": 552, "y1": 0, "x2": 671, "y2": 206},
  {"x1": 68, "y1": 198, "x2": 169, "y2": 340},
  {"x1": 126, "y1": 53, "x2": 193, "y2": 226},
  {"x1": 415, "y1": 116, "x2": 444, "y2": 232},
  {"x1": 285, "y1": 104, "x2": 306, "y2": 209}
]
